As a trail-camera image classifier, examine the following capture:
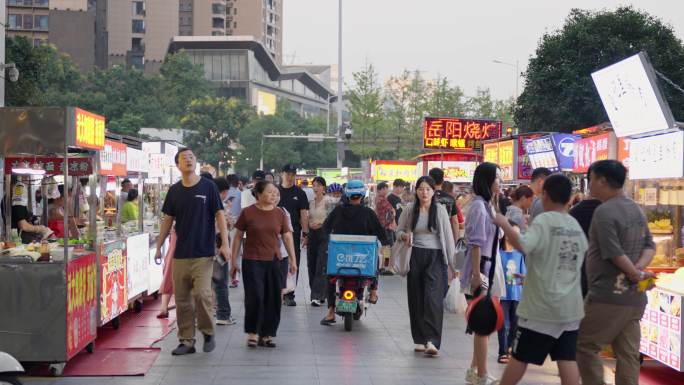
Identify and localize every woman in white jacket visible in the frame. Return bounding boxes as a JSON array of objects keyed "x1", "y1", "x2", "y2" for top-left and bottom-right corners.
[{"x1": 396, "y1": 176, "x2": 456, "y2": 357}]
